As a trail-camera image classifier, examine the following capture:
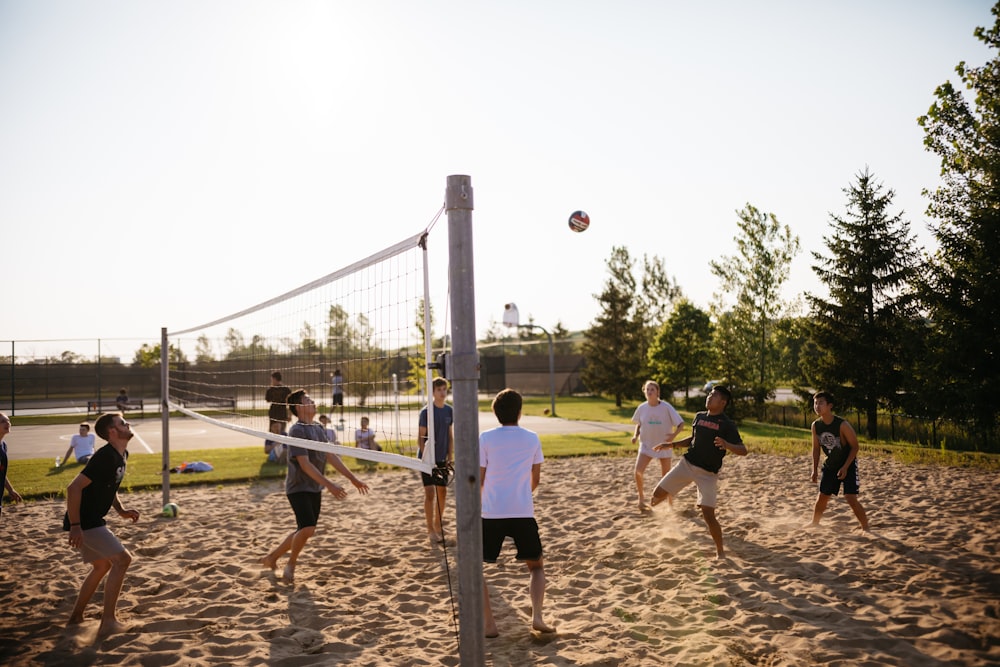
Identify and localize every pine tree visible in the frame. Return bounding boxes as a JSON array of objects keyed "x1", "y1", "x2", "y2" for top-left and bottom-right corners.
[
  {"x1": 917, "y1": 5, "x2": 1000, "y2": 447},
  {"x1": 581, "y1": 246, "x2": 643, "y2": 407},
  {"x1": 804, "y1": 168, "x2": 921, "y2": 438}
]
